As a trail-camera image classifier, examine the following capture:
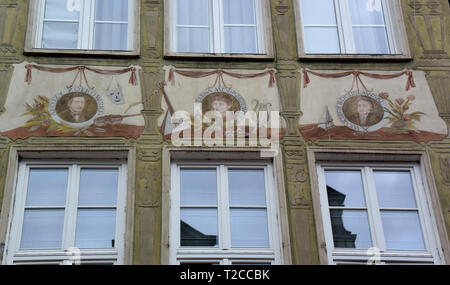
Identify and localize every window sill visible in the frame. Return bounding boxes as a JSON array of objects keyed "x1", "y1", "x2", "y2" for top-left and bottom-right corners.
[
  {"x1": 298, "y1": 53, "x2": 413, "y2": 62},
  {"x1": 23, "y1": 47, "x2": 140, "y2": 58},
  {"x1": 164, "y1": 51, "x2": 275, "y2": 61}
]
